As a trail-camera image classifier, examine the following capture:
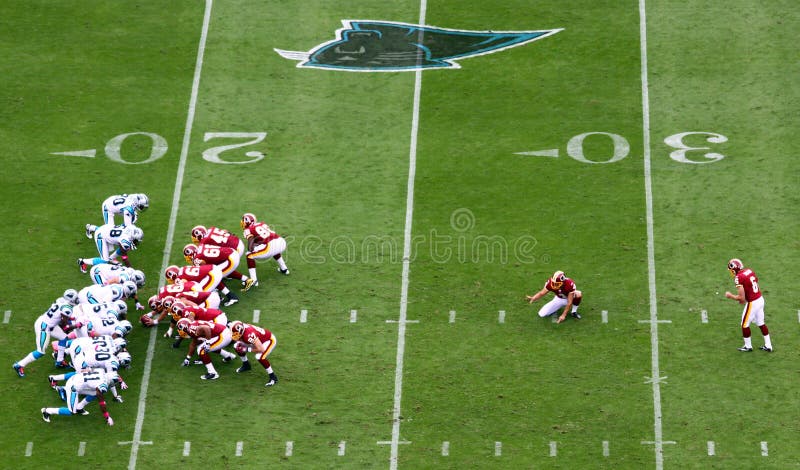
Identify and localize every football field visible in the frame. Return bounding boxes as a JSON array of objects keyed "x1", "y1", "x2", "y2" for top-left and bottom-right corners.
[{"x1": 1, "y1": 1, "x2": 798, "y2": 469}]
